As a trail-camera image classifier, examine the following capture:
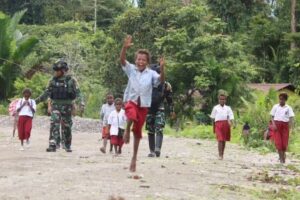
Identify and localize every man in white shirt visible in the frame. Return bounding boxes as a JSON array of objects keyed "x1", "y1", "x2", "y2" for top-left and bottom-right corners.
[
  {"x1": 100, "y1": 94, "x2": 115, "y2": 154},
  {"x1": 210, "y1": 94, "x2": 234, "y2": 160},
  {"x1": 16, "y1": 88, "x2": 36, "y2": 150},
  {"x1": 270, "y1": 92, "x2": 295, "y2": 163}
]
